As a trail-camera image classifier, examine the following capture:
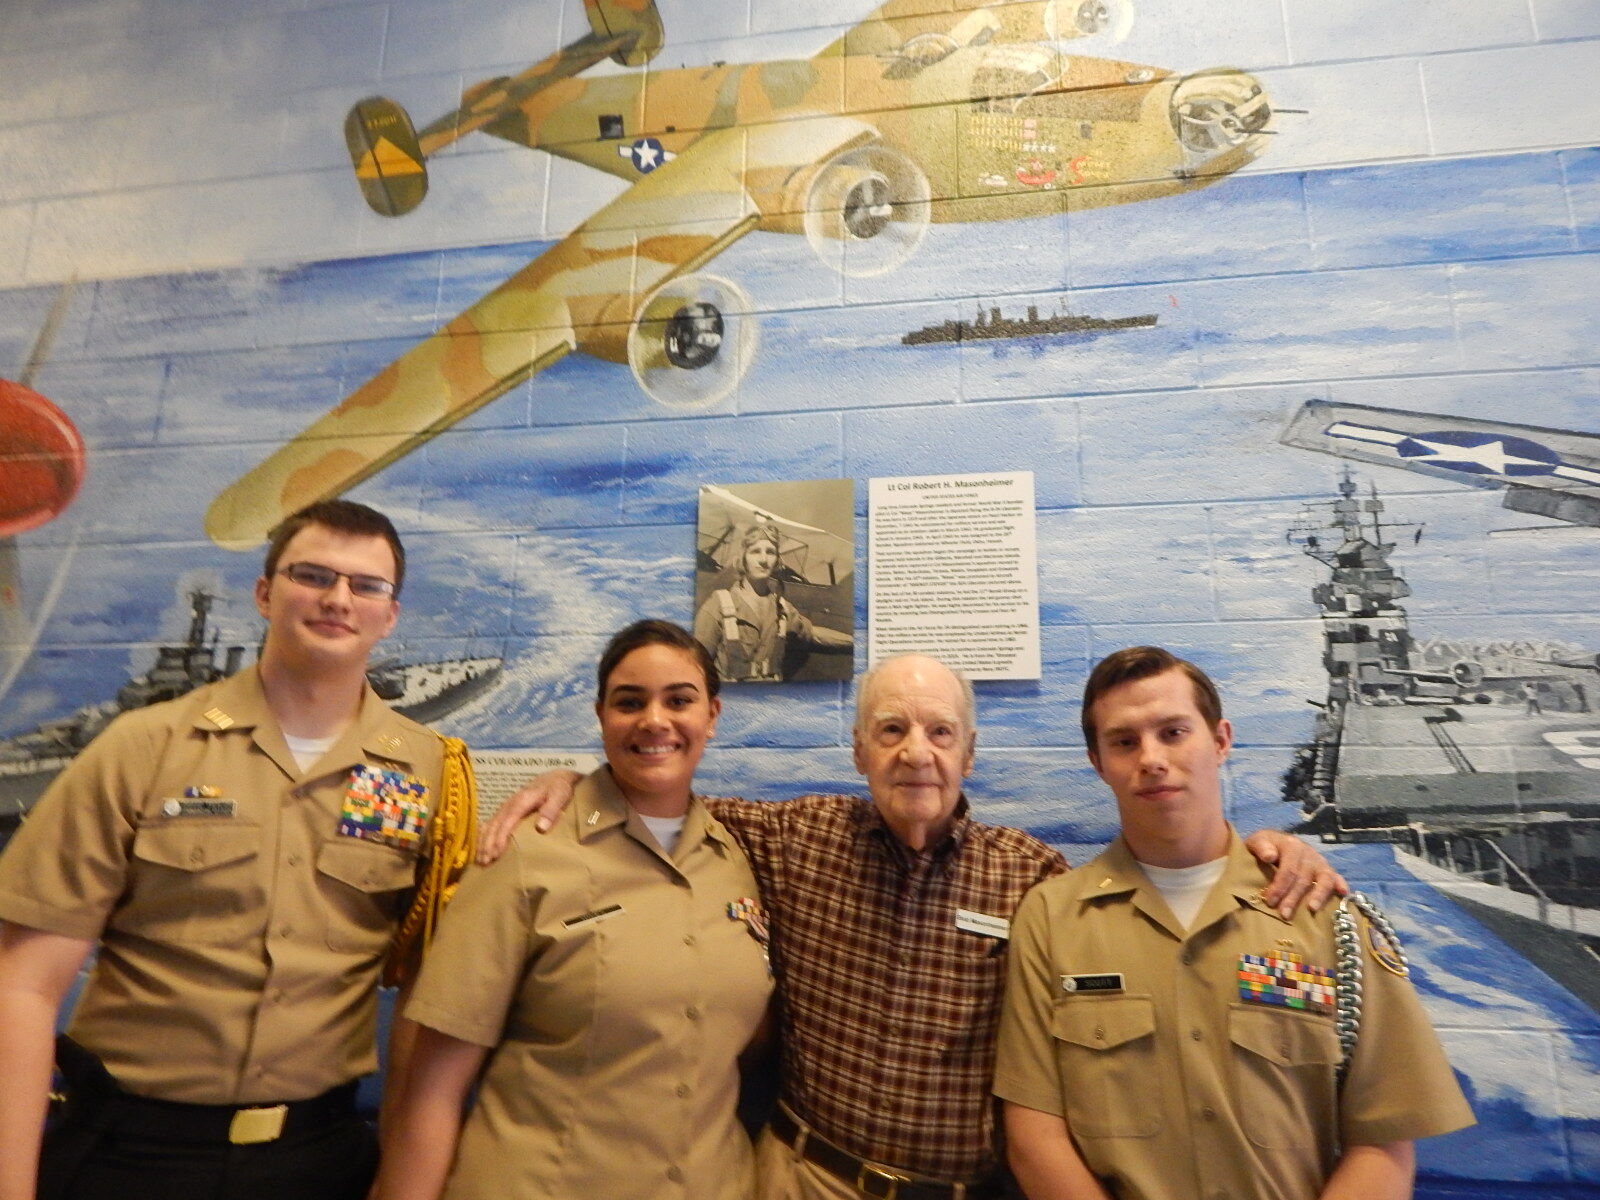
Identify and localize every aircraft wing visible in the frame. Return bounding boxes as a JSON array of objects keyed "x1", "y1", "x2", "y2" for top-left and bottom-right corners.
[
  {"x1": 212, "y1": 117, "x2": 890, "y2": 548},
  {"x1": 699, "y1": 484, "x2": 854, "y2": 587},
  {"x1": 820, "y1": 0, "x2": 1130, "y2": 58},
  {"x1": 205, "y1": 282, "x2": 577, "y2": 549},
  {"x1": 1282, "y1": 400, "x2": 1600, "y2": 529}
]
